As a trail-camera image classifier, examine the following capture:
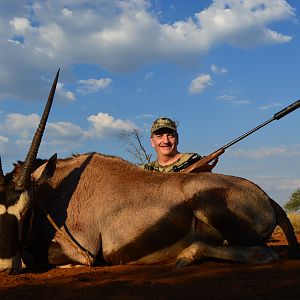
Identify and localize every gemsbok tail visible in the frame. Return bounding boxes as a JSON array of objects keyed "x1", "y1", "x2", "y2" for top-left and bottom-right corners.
[{"x1": 270, "y1": 198, "x2": 300, "y2": 259}]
